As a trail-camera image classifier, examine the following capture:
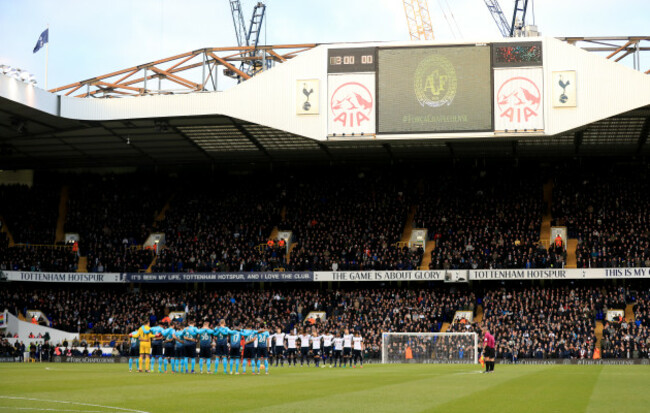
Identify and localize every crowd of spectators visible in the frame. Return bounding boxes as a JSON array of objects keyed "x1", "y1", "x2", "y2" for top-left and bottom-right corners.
[
  {"x1": 282, "y1": 173, "x2": 422, "y2": 271},
  {"x1": 0, "y1": 243, "x2": 77, "y2": 272},
  {"x1": 0, "y1": 182, "x2": 76, "y2": 272},
  {"x1": 452, "y1": 286, "x2": 600, "y2": 359},
  {"x1": 552, "y1": 166, "x2": 650, "y2": 268},
  {"x1": 415, "y1": 169, "x2": 561, "y2": 270},
  {"x1": 599, "y1": 288, "x2": 650, "y2": 358},
  {"x1": 4, "y1": 165, "x2": 650, "y2": 273},
  {"x1": 0, "y1": 232, "x2": 77, "y2": 272},
  {"x1": 0, "y1": 339, "x2": 22, "y2": 358},
  {"x1": 152, "y1": 176, "x2": 283, "y2": 272},
  {"x1": 4, "y1": 282, "x2": 650, "y2": 359},
  {"x1": 0, "y1": 183, "x2": 59, "y2": 244},
  {"x1": 0, "y1": 283, "x2": 474, "y2": 353},
  {"x1": 65, "y1": 174, "x2": 167, "y2": 272}
]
